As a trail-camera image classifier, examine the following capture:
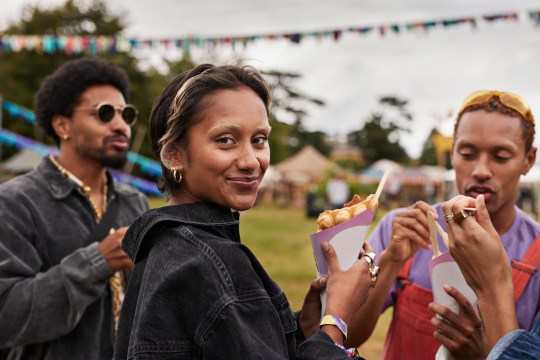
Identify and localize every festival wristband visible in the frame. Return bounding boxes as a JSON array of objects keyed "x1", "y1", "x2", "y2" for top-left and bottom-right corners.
[{"x1": 320, "y1": 315, "x2": 348, "y2": 341}]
